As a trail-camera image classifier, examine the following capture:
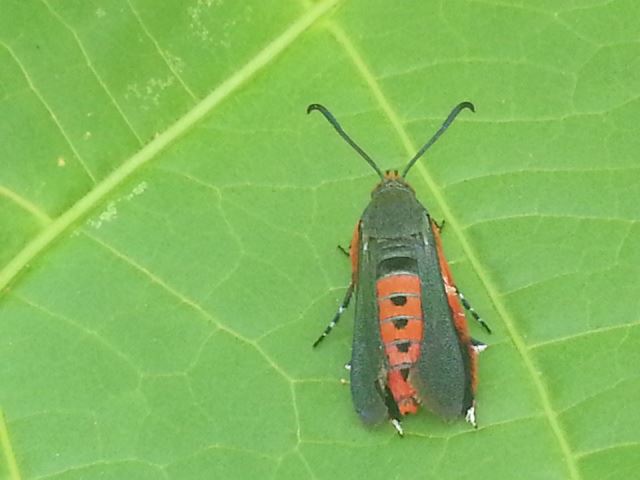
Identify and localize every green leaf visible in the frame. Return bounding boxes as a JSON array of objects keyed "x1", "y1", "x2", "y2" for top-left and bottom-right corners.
[{"x1": 1, "y1": 1, "x2": 639, "y2": 479}]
